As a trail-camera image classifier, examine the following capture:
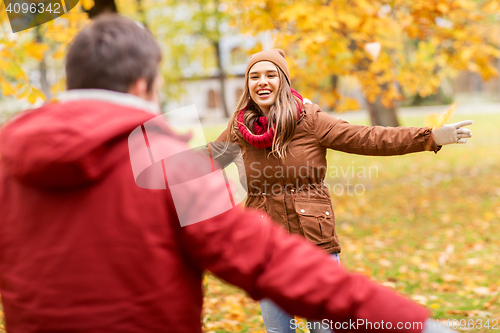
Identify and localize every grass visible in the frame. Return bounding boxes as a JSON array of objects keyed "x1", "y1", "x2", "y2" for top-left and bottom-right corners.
[
  {"x1": 201, "y1": 111, "x2": 500, "y2": 332},
  {"x1": 0, "y1": 111, "x2": 498, "y2": 333}
]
